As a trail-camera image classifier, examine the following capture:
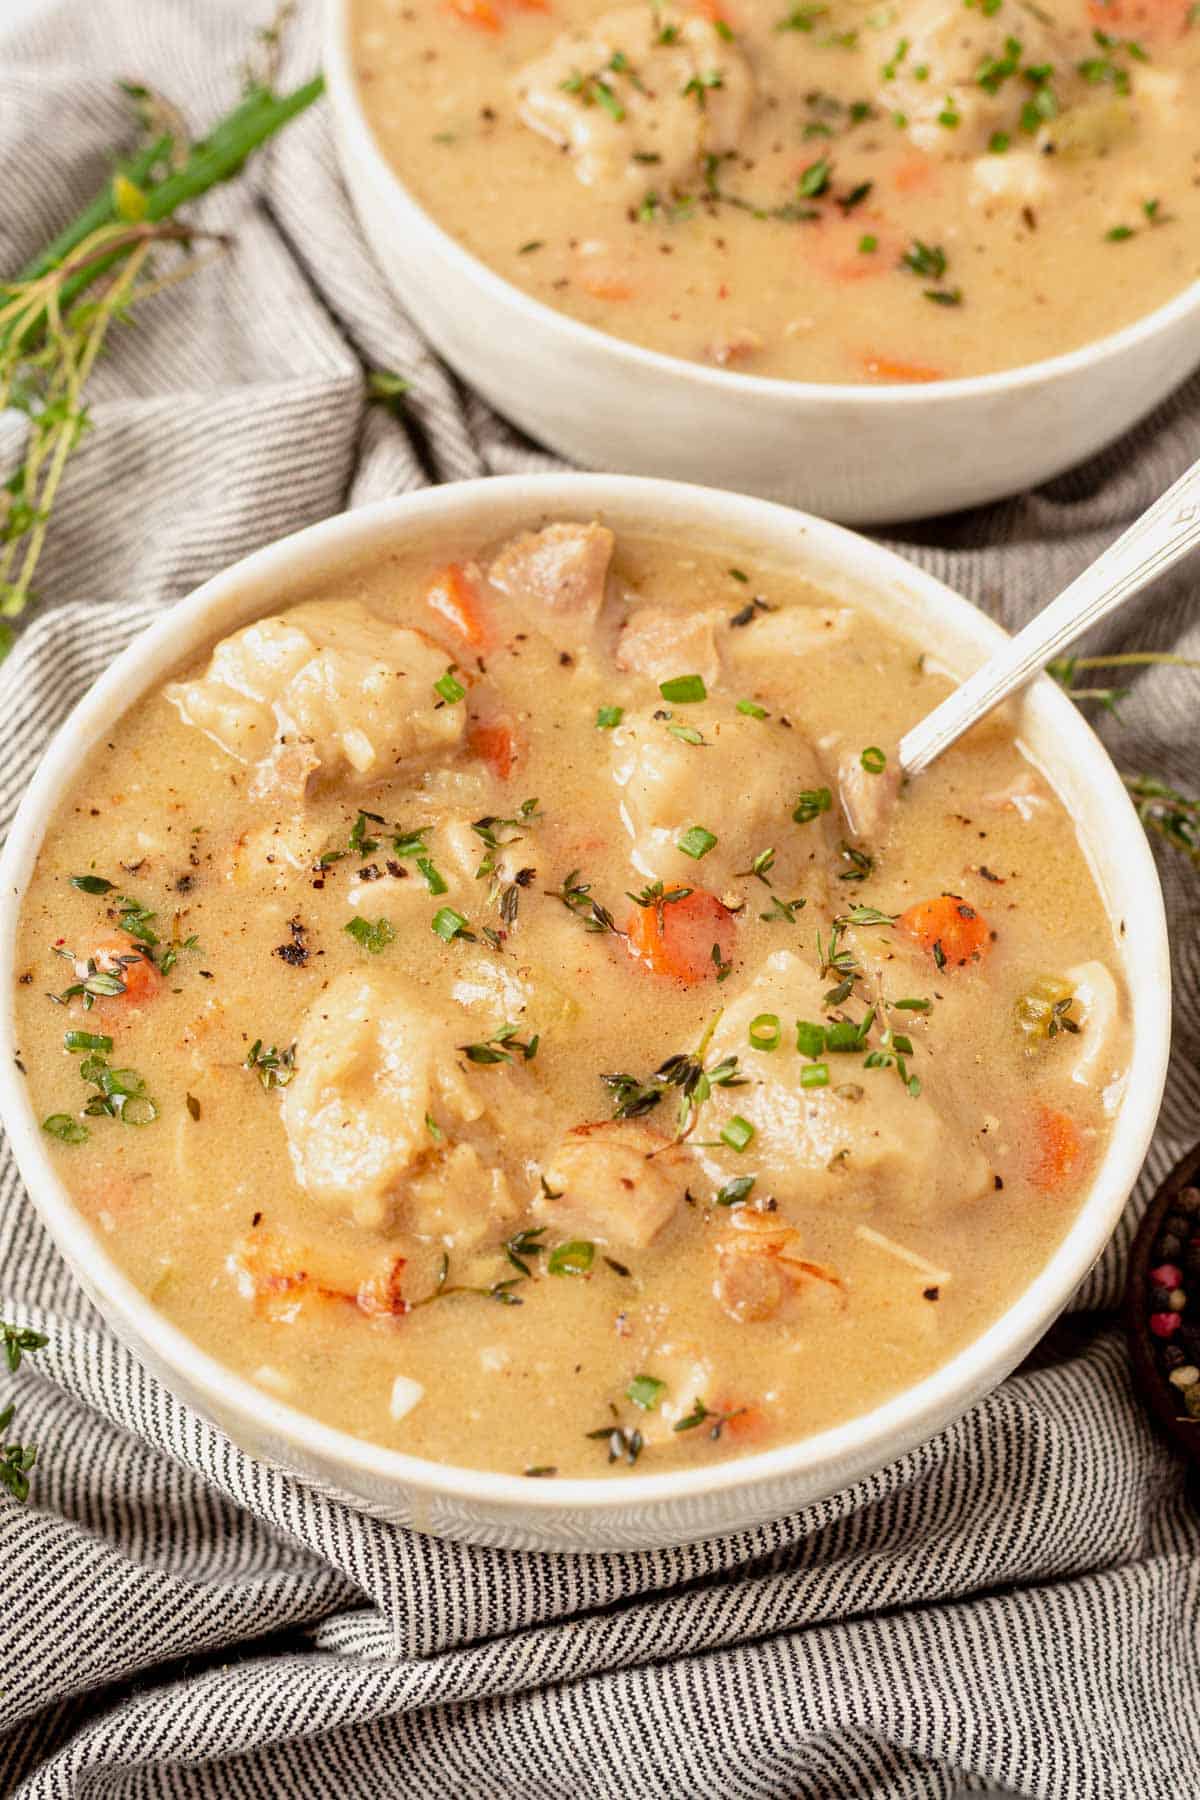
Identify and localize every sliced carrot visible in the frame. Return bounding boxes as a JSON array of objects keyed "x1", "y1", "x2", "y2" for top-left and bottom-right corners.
[
  {"x1": 88, "y1": 938, "x2": 162, "y2": 1006},
  {"x1": 695, "y1": 0, "x2": 735, "y2": 20},
  {"x1": 803, "y1": 209, "x2": 898, "y2": 284},
  {"x1": 446, "y1": 0, "x2": 503, "y2": 29},
  {"x1": 582, "y1": 276, "x2": 634, "y2": 302},
  {"x1": 898, "y1": 895, "x2": 992, "y2": 968},
  {"x1": 891, "y1": 152, "x2": 938, "y2": 194},
  {"x1": 712, "y1": 1399, "x2": 769, "y2": 1443},
  {"x1": 1029, "y1": 1106, "x2": 1086, "y2": 1194},
  {"x1": 860, "y1": 353, "x2": 946, "y2": 384},
  {"x1": 425, "y1": 562, "x2": 492, "y2": 650},
  {"x1": 1087, "y1": 0, "x2": 1189, "y2": 35},
  {"x1": 75, "y1": 1175, "x2": 141, "y2": 1225},
  {"x1": 469, "y1": 717, "x2": 519, "y2": 781},
  {"x1": 625, "y1": 889, "x2": 735, "y2": 984},
  {"x1": 511, "y1": 0, "x2": 552, "y2": 10}
]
